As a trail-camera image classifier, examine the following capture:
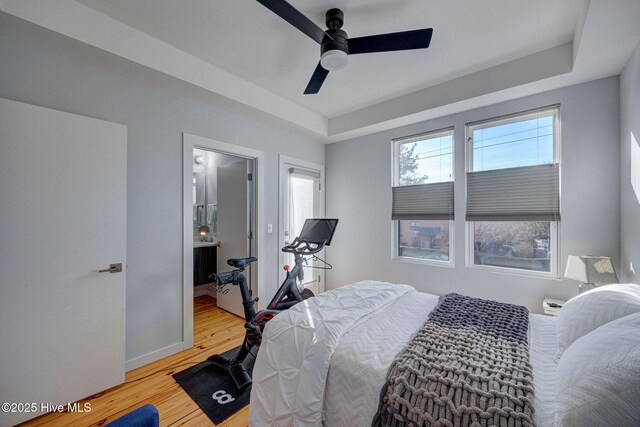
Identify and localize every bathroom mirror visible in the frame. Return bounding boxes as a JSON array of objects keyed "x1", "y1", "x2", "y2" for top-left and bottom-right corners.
[{"x1": 193, "y1": 172, "x2": 205, "y2": 226}]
